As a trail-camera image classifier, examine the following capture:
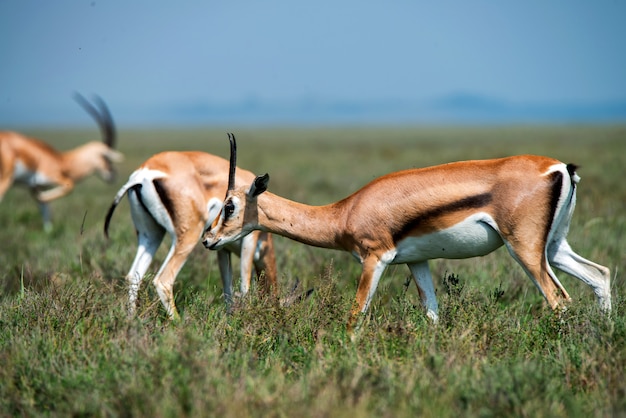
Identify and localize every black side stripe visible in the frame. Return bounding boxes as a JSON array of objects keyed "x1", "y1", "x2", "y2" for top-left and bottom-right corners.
[
  {"x1": 392, "y1": 192, "x2": 493, "y2": 242},
  {"x1": 153, "y1": 179, "x2": 176, "y2": 224}
]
